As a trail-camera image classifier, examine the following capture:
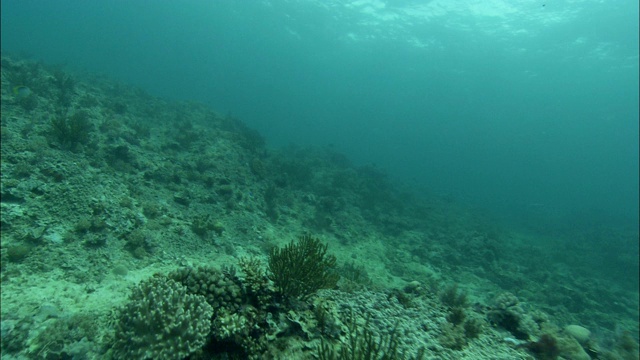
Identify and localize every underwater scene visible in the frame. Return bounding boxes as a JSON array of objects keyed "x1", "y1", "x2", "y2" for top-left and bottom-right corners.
[{"x1": 0, "y1": 1, "x2": 638, "y2": 360}]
